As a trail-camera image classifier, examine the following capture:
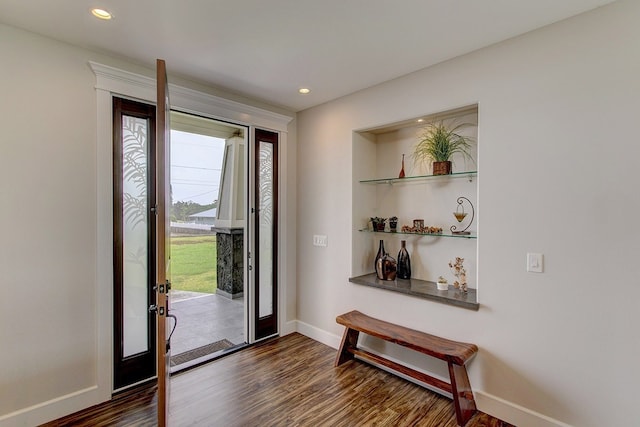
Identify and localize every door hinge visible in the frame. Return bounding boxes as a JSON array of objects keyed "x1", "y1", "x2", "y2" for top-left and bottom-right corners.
[{"x1": 150, "y1": 205, "x2": 158, "y2": 214}]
